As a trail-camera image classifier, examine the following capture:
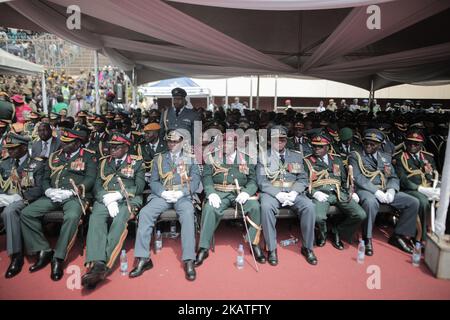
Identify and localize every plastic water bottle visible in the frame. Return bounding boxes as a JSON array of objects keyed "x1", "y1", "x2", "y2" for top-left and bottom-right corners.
[
  {"x1": 120, "y1": 249, "x2": 128, "y2": 276},
  {"x1": 280, "y1": 237, "x2": 299, "y2": 247},
  {"x1": 357, "y1": 239, "x2": 365, "y2": 264},
  {"x1": 412, "y1": 242, "x2": 421, "y2": 267},
  {"x1": 236, "y1": 244, "x2": 244, "y2": 269},
  {"x1": 155, "y1": 230, "x2": 162, "y2": 252},
  {"x1": 170, "y1": 221, "x2": 177, "y2": 238}
]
